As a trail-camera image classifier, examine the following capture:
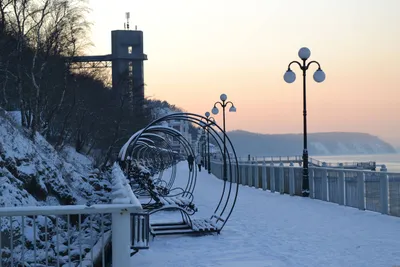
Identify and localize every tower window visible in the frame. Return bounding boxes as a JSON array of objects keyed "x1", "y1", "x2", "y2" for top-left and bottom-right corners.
[{"x1": 128, "y1": 46, "x2": 132, "y2": 54}]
